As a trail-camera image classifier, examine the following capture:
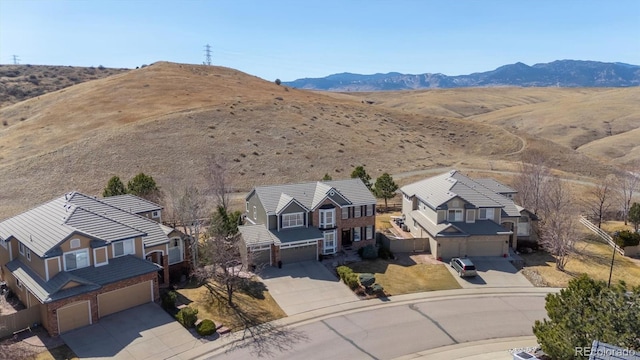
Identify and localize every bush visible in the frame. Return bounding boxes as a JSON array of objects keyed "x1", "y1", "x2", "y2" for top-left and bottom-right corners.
[
  {"x1": 345, "y1": 273, "x2": 360, "y2": 290},
  {"x1": 196, "y1": 319, "x2": 217, "y2": 336},
  {"x1": 162, "y1": 291, "x2": 177, "y2": 309},
  {"x1": 359, "y1": 273, "x2": 375, "y2": 288},
  {"x1": 176, "y1": 306, "x2": 198, "y2": 328},
  {"x1": 275, "y1": 78, "x2": 281, "y2": 85},
  {"x1": 336, "y1": 265, "x2": 353, "y2": 280},
  {"x1": 614, "y1": 230, "x2": 640, "y2": 247},
  {"x1": 361, "y1": 245, "x2": 378, "y2": 260},
  {"x1": 378, "y1": 247, "x2": 394, "y2": 260}
]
